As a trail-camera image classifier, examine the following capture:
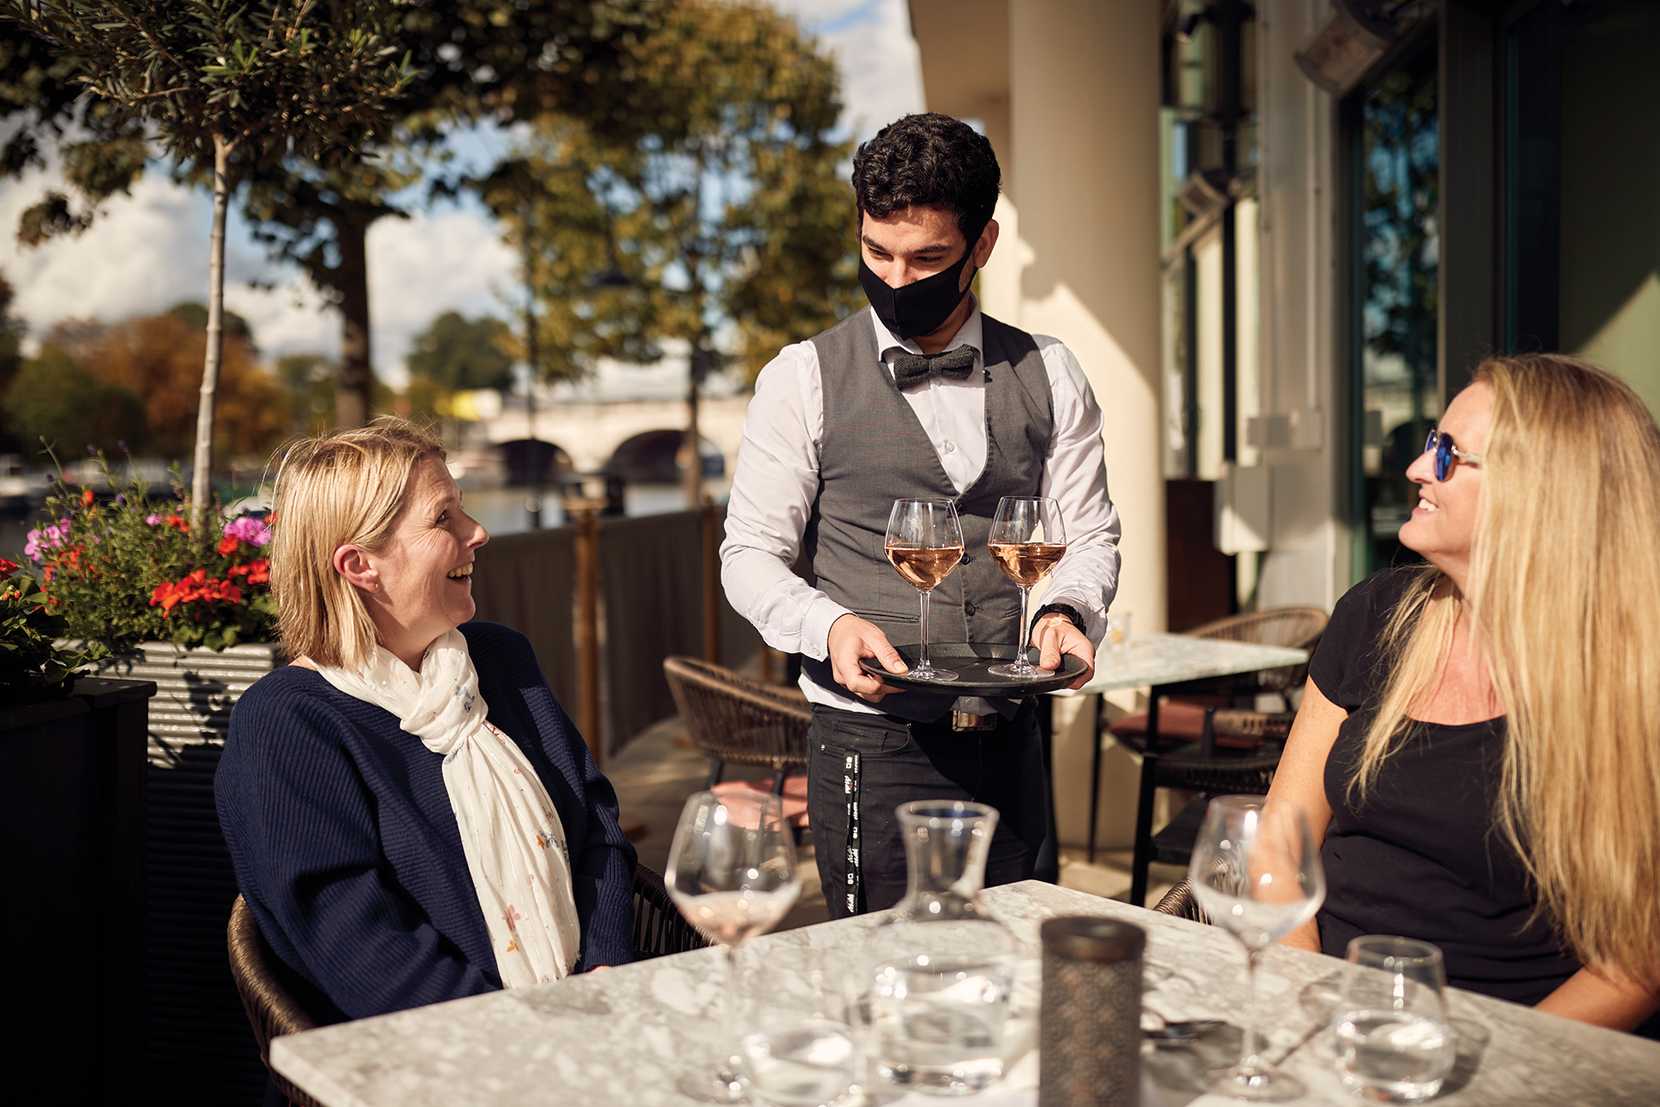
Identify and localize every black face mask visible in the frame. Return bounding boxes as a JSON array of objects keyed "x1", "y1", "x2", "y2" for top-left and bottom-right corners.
[{"x1": 858, "y1": 244, "x2": 976, "y2": 339}]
